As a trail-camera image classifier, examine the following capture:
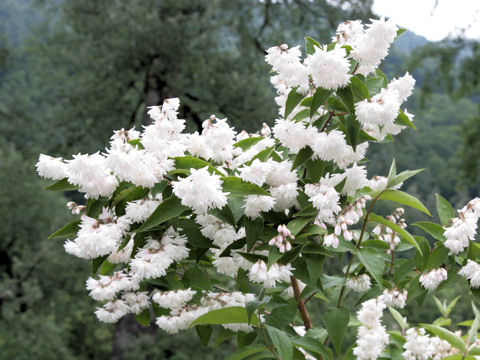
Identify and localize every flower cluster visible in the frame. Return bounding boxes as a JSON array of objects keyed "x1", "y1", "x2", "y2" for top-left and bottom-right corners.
[{"x1": 444, "y1": 197, "x2": 480, "y2": 254}]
